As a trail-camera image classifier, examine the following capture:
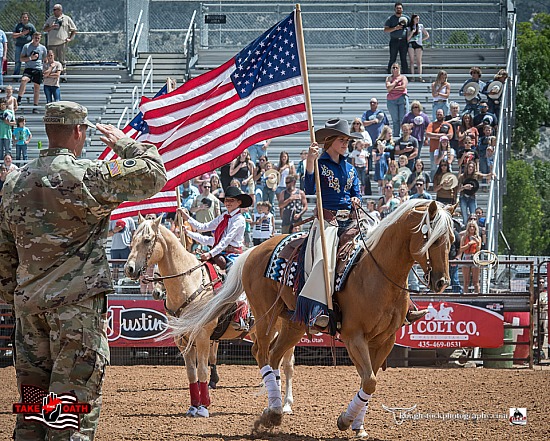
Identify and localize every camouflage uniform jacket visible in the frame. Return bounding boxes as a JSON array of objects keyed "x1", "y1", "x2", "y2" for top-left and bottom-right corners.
[{"x1": 0, "y1": 138, "x2": 167, "y2": 314}]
